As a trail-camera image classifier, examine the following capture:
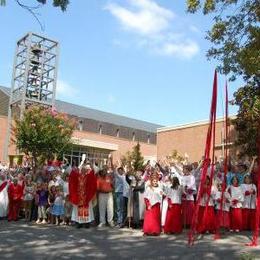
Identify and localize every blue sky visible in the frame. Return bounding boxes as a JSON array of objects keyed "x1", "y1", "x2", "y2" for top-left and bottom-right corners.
[{"x1": 0, "y1": 0, "x2": 240, "y2": 126}]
